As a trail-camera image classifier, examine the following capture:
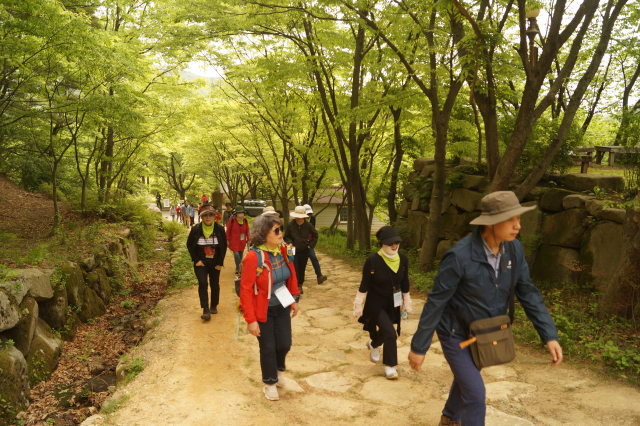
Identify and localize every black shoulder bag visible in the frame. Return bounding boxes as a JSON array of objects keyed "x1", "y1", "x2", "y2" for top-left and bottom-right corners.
[{"x1": 452, "y1": 242, "x2": 516, "y2": 369}]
